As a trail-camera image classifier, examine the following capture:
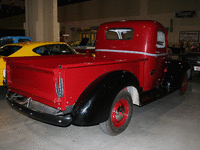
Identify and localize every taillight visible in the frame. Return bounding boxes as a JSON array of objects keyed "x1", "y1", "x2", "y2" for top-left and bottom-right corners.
[{"x1": 3, "y1": 69, "x2": 6, "y2": 79}]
